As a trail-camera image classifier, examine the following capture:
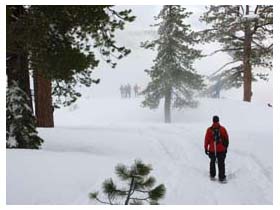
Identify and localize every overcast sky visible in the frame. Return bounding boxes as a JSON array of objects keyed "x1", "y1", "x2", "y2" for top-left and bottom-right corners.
[{"x1": 80, "y1": 5, "x2": 272, "y2": 104}]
